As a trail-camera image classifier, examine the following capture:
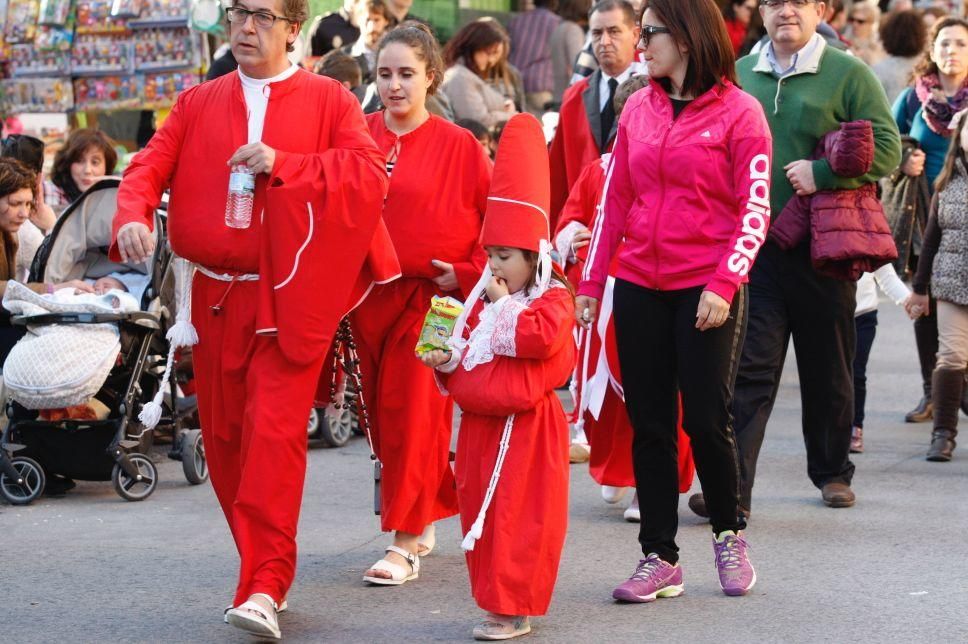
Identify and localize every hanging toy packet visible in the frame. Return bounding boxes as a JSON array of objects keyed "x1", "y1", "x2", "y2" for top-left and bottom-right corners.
[{"x1": 415, "y1": 296, "x2": 464, "y2": 355}]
